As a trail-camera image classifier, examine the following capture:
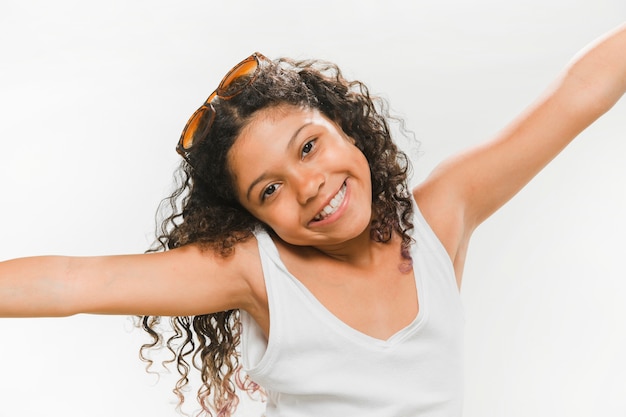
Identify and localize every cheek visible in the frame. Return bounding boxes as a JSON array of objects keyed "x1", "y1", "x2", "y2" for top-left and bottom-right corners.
[{"x1": 244, "y1": 201, "x2": 297, "y2": 231}]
